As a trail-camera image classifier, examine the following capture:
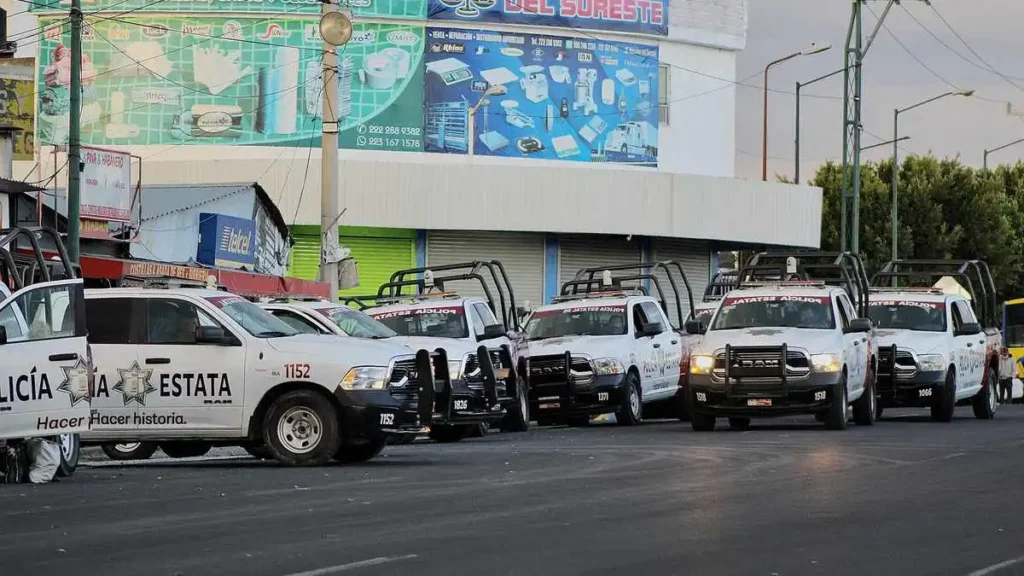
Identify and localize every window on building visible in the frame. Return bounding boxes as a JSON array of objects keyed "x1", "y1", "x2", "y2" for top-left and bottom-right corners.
[{"x1": 658, "y1": 63, "x2": 670, "y2": 125}]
